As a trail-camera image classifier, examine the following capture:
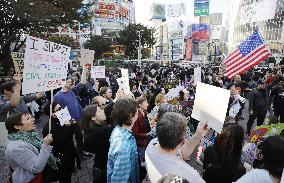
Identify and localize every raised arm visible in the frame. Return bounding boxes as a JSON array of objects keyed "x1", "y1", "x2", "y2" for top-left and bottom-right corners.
[
  {"x1": 9, "y1": 75, "x2": 22, "y2": 107},
  {"x1": 181, "y1": 122, "x2": 208, "y2": 160}
]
